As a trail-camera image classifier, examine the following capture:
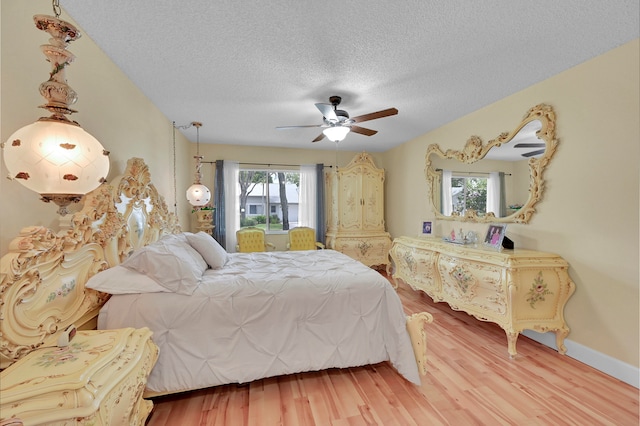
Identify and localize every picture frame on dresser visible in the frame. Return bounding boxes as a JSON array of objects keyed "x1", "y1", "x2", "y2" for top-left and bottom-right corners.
[
  {"x1": 422, "y1": 221, "x2": 433, "y2": 235},
  {"x1": 483, "y1": 223, "x2": 506, "y2": 250}
]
